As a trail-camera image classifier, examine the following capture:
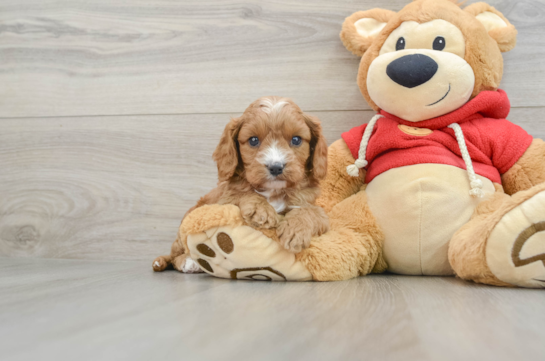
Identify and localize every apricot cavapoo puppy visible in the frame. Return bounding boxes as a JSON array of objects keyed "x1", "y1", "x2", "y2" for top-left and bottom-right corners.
[{"x1": 153, "y1": 96, "x2": 329, "y2": 273}]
